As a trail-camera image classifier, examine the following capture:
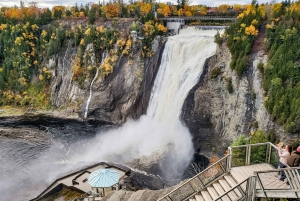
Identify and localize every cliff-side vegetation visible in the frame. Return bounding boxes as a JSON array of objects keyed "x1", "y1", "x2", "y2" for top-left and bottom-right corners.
[
  {"x1": 225, "y1": 3, "x2": 265, "y2": 78},
  {"x1": 0, "y1": 3, "x2": 167, "y2": 108},
  {"x1": 264, "y1": 1, "x2": 300, "y2": 134},
  {"x1": 224, "y1": 1, "x2": 300, "y2": 134}
]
